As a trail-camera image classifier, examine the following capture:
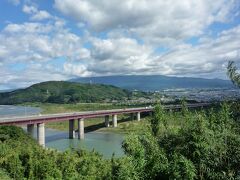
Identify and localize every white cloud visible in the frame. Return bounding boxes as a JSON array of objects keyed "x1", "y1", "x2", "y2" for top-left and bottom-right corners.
[
  {"x1": 3, "y1": 22, "x2": 53, "y2": 34},
  {"x1": 86, "y1": 37, "x2": 154, "y2": 75},
  {"x1": 0, "y1": 0, "x2": 239, "y2": 89},
  {"x1": 64, "y1": 63, "x2": 91, "y2": 77},
  {"x1": 22, "y1": 5, "x2": 37, "y2": 14},
  {"x1": 0, "y1": 64, "x2": 70, "y2": 89},
  {"x1": 1, "y1": 21, "x2": 239, "y2": 88},
  {"x1": 31, "y1": 10, "x2": 52, "y2": 21},
  {"x1": 22, "y1": 5, "x2": 52, "y2": 21},
  {"x1": 1, "y1": 21, "x2": 89, "y2": 63},
  {"x1": 0, "y1": 20, "x2": 90, "y2": 88},
  {"x1": 150, "y1": 25, "x2": 240, "y2": 78},
  {"x1": 54, "y1": 0, "x2": 238, "y2": 46},
  {"x1": 66, "y1": 25, "x2": 240, "y2": 79}
]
